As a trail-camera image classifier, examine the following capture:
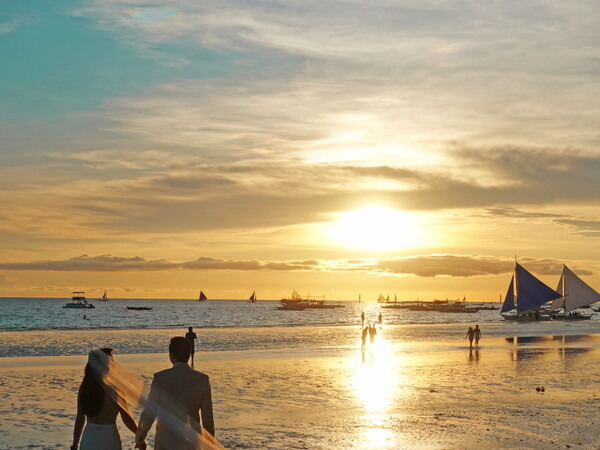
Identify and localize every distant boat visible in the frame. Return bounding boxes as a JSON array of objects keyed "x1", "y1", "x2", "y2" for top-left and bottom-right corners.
[
  {"x1": 358, "y1": 294, "x2": 361, "y2": 303},
  {"x1": 64, "y1": 291, "x2": 95, "y2": 309},
  {"x1": 276, "y1": 303, "x2": 308, "y2": 311},
  {"x1": 281, "y1": 289, "x2": 304, "y2": 304},
  {"x1": 99, "y1": 289, "x2": 108, "y2": 301},
  {"x1": 248, "y1": 291, "x2": 257, "y2": 303},
  {"x1": 501, "y1": 263, "x2": 561, "y2": 321},
  {"x1": 198, "y1": 291, "x2": 207, "y2": 302},
  {"x1": 549, "y1": 265, "x2": 597, "y2": 320},
  {"x1": 126, "y1": 306, "x2": 152, "y2": 311},
  {"x1": 377, "y1": 294, "x2": 386, "y2": 303}
]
